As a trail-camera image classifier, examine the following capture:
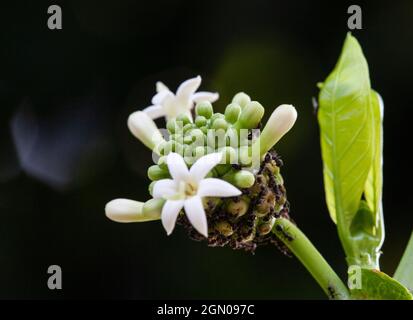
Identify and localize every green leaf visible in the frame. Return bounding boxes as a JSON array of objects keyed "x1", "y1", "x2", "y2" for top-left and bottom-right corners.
[
  {"x1": 318, "y1": 34, "x2": 384, "y2": 268},
  {"x1": 318, "y1": 33, "x2": 373, "y2": 225},
  {"x1": 394, "y1": 232, "x2": 413, "y2": 291},
  {"x1": 351, "y1": 268, "x2": 413, "y2": 300}
]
